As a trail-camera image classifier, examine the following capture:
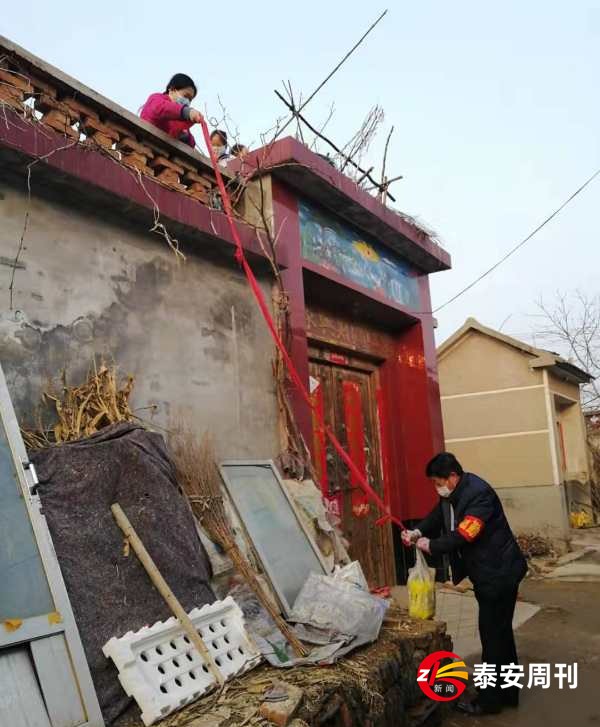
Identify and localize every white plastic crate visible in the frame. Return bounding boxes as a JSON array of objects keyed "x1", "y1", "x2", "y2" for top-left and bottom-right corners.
[{"x1": 103, "y1": 596, "x2": 261, "y2": 726}]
